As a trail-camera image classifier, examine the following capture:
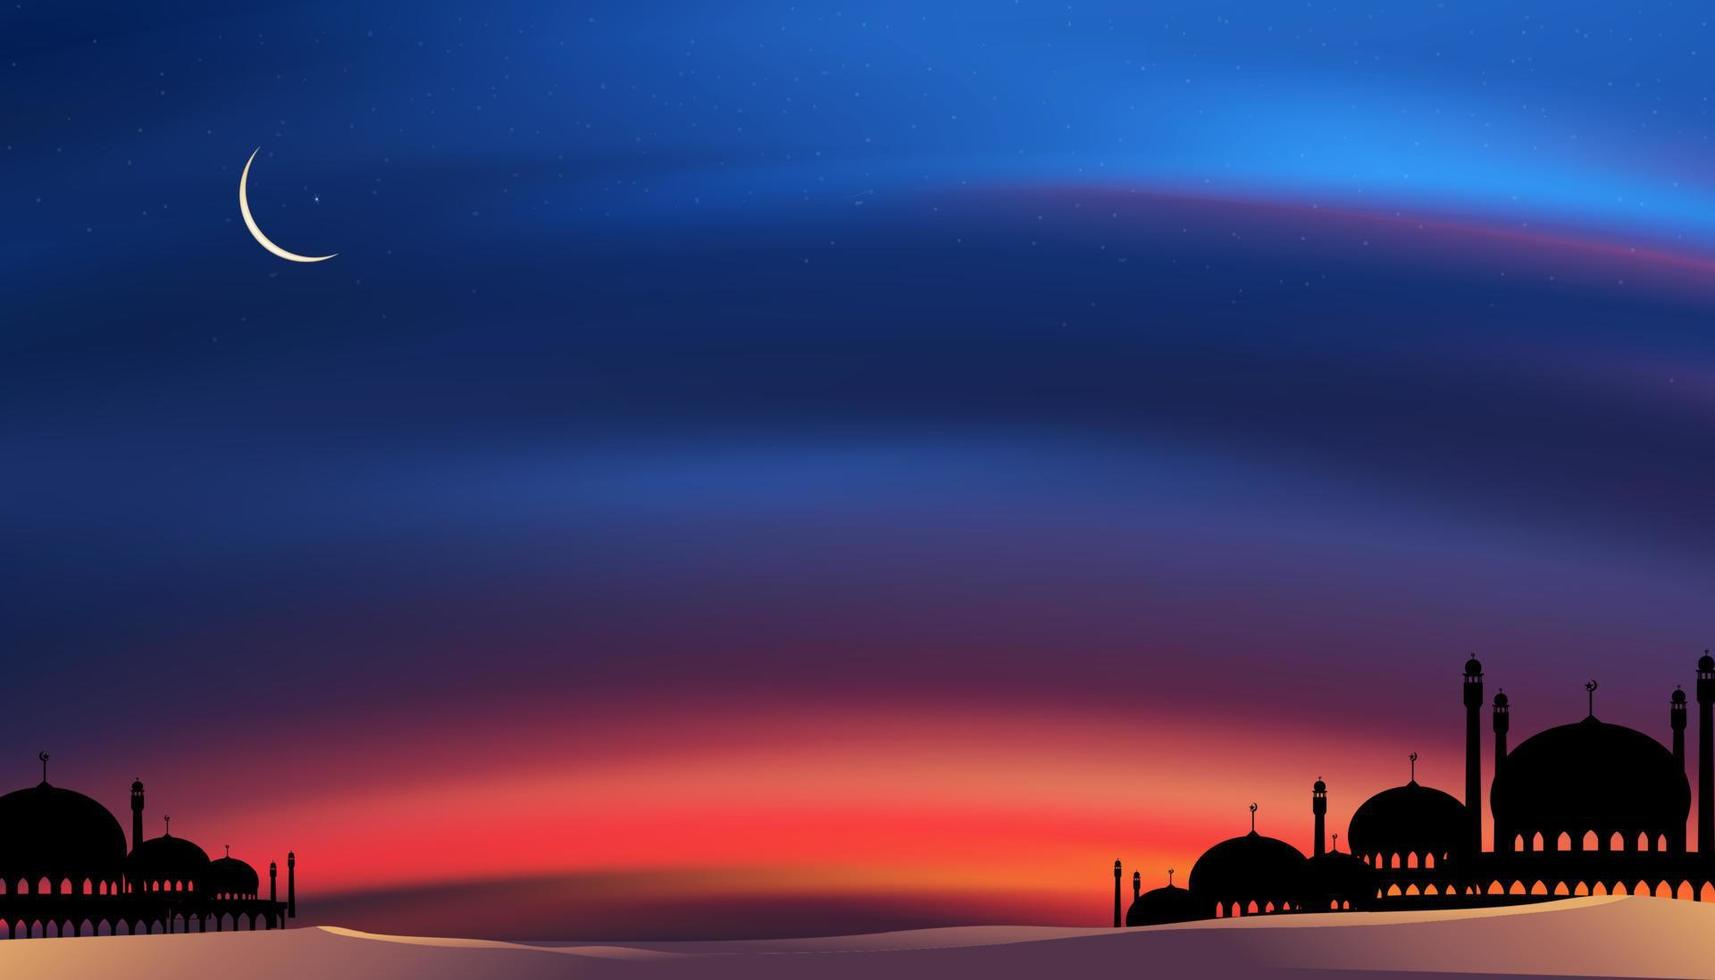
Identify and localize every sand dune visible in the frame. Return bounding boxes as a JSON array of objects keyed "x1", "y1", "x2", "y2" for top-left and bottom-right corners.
[{"x1": 4, "y1": 895, "x2": 1714, "y2": 979}]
